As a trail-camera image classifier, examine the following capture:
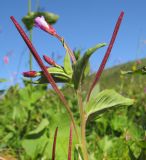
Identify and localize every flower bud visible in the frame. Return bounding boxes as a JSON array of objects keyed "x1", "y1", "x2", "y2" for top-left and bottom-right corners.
[
  {"x1": 43, "y1": 55, "x2": 57, "y2": 66},
  {"x1": 23, "y1": 71, "x2": 37, "y2": 77},
  {"x1": 34, "y1": 16, "x2": 56, "y2": 36}
]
